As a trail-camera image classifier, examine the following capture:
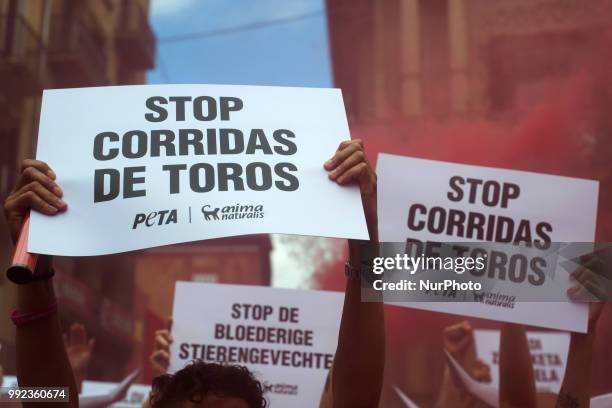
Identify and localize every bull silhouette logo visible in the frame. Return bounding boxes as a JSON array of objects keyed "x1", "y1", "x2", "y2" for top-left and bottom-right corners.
[{"x1": 201, "y1": 205, "x2": 220, "y2": 221}]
